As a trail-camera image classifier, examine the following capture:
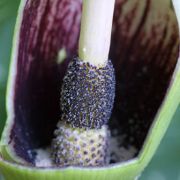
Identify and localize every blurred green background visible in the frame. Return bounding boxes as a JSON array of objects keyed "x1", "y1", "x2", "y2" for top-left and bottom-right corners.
[{"x1": 0, "y1": 0, "x2": 180, "y2": 179}]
